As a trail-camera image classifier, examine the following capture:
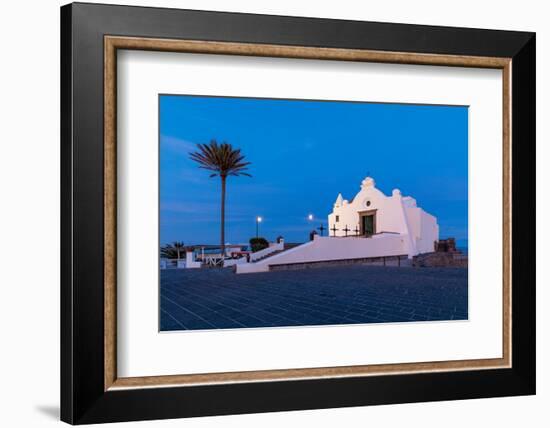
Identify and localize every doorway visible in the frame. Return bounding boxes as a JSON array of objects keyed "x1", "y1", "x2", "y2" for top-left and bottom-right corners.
[{"x1": 360, "y1": 211, "x2": 376, "y2": 236}]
